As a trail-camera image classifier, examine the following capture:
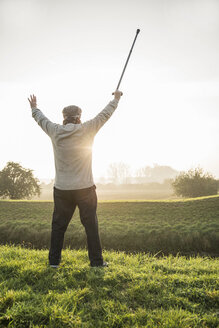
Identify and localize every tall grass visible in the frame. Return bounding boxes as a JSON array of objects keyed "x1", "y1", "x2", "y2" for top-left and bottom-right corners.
[
  {"x1": 0, "y1": 245, "x2": 218, "y2": 328},
  {"x1": 0, "y1": 196, "x2": 219, "y2": 256}
]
